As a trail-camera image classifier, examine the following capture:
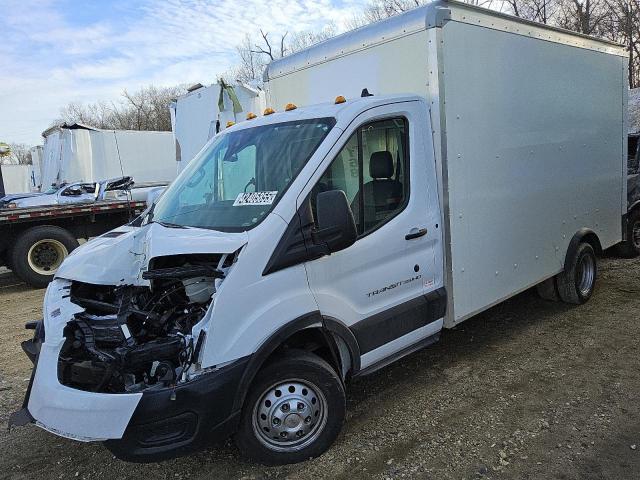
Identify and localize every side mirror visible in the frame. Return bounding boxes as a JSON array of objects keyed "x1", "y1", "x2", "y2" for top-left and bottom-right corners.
[{"x1": 315, "y1": 190, "x2": 357, "y2": 253}]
